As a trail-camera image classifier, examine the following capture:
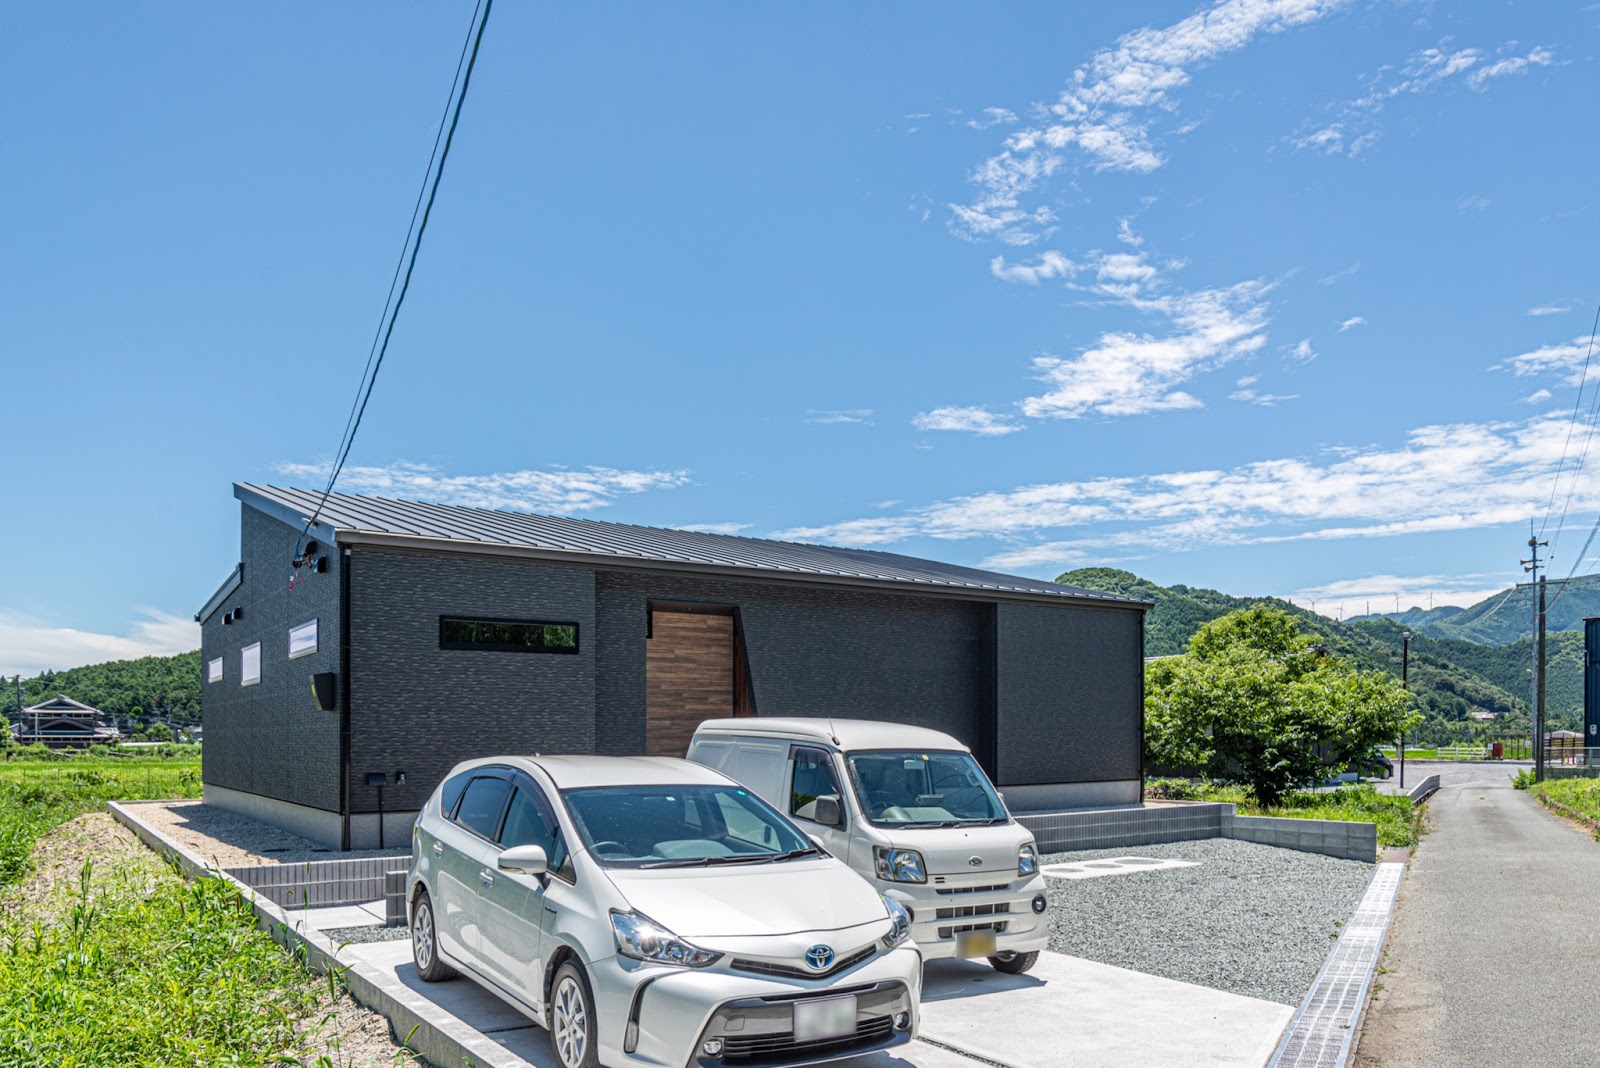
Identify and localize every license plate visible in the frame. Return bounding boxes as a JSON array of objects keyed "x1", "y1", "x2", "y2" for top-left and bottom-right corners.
[
  {"x1": 955, "y1": 929, "x2": 997, "y2": 958},
  {"x1": 793, "y1": 995, "x2": 857, "y2": 1042}
]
